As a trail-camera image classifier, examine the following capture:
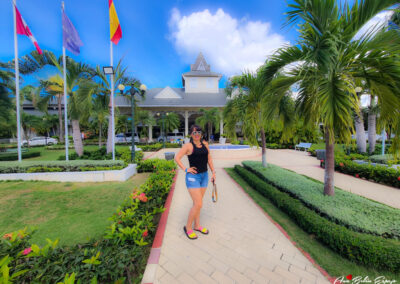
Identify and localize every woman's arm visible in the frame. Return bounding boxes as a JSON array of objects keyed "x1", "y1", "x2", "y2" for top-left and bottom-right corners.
[
  {"x1": 174, "y1": 144, "x2": 189, "y2": 171},
  {"x1": 203, "y1": 141, "x2": 215, "y2": 181}
]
